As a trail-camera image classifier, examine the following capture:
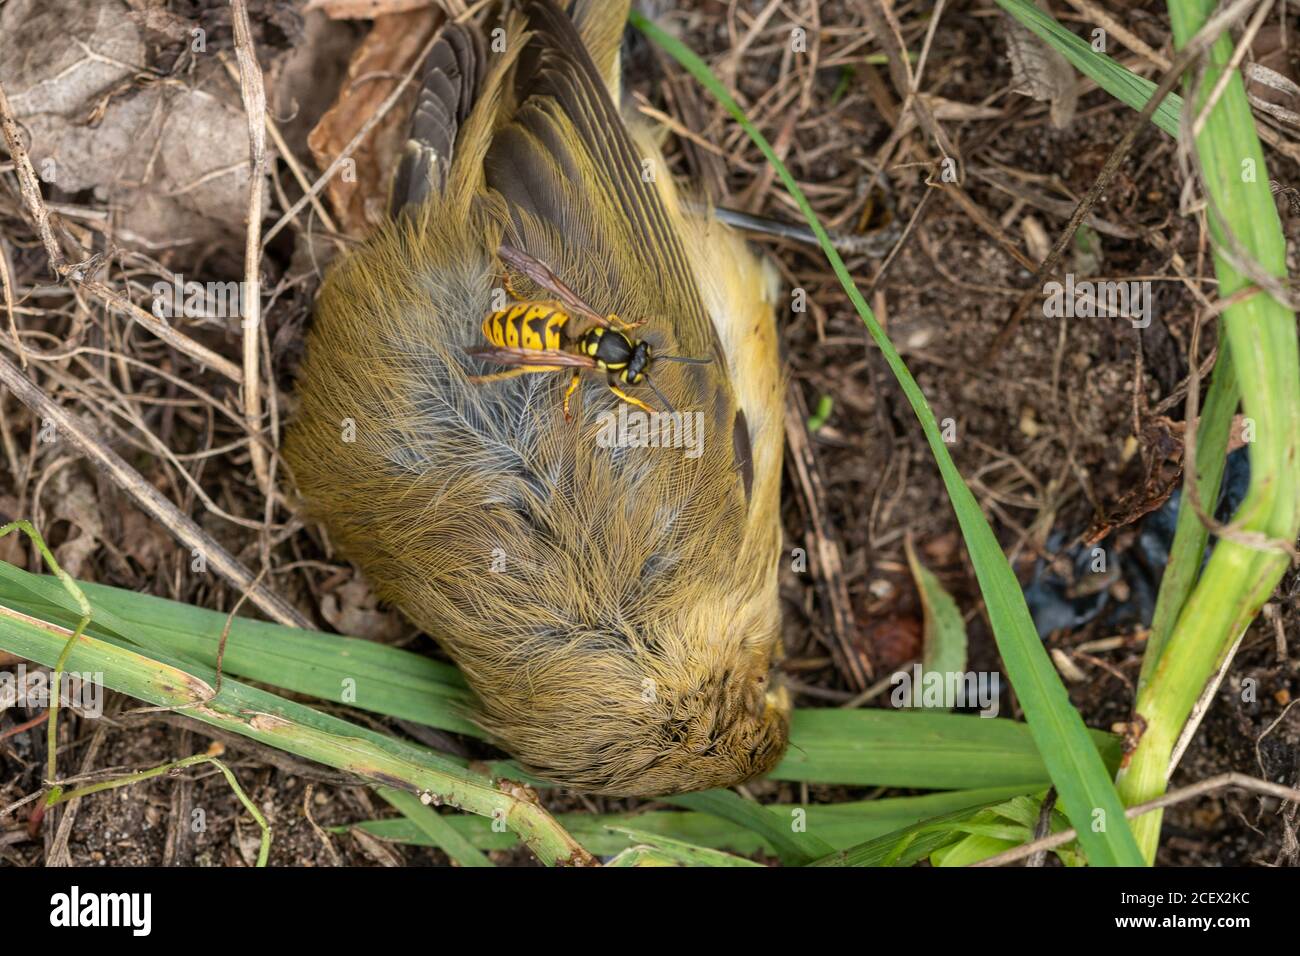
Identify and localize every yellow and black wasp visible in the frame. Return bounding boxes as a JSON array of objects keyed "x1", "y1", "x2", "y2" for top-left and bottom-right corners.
[{"x1": 466, "y1": 244, "x2": 709, "y2": 421}]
